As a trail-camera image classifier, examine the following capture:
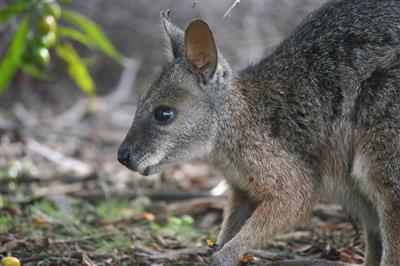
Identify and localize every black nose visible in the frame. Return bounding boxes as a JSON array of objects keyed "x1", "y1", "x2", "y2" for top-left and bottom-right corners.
[{"x1": 118, "y1": 148, "x2": 131, "y2": 166}]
